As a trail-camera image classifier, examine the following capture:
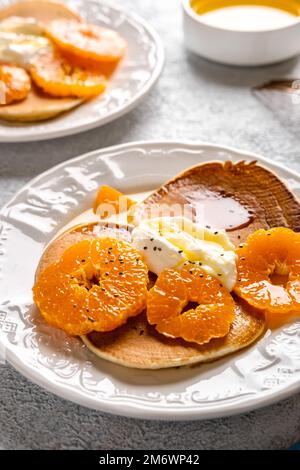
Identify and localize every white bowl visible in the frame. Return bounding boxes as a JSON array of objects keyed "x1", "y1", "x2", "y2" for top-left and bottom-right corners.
[{"x1": 182, "y1": 0, "x2": 300, "y2": 66}]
